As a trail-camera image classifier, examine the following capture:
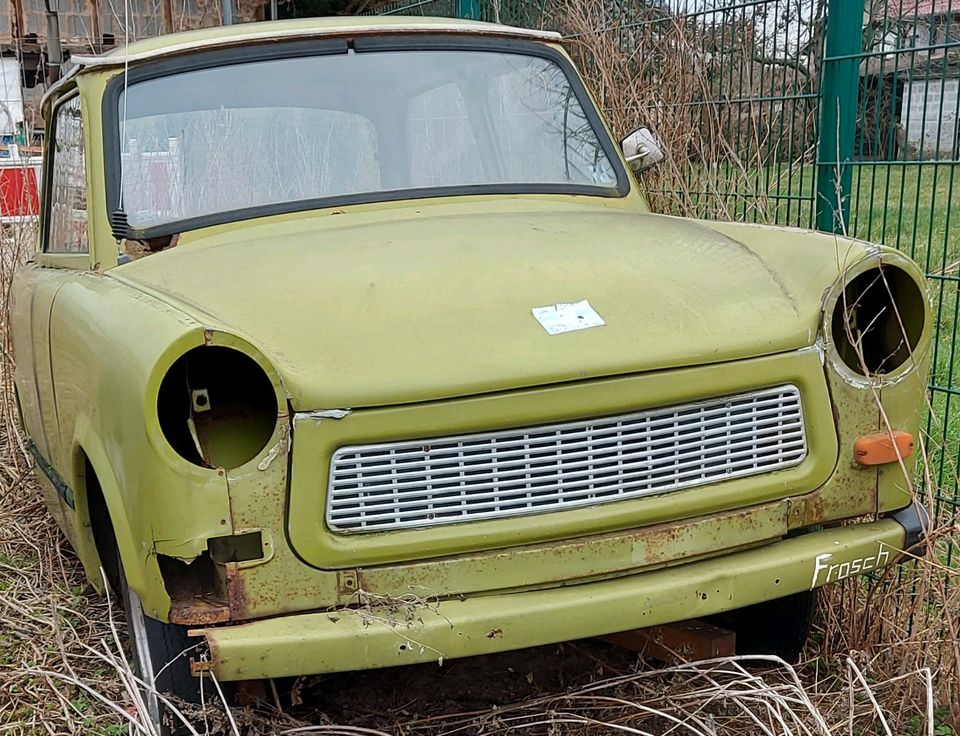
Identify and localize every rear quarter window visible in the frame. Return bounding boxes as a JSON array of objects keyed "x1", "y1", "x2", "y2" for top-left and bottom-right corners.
[{"x1": 46, "y1": 96, "x2": 88, "y2": 254}]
